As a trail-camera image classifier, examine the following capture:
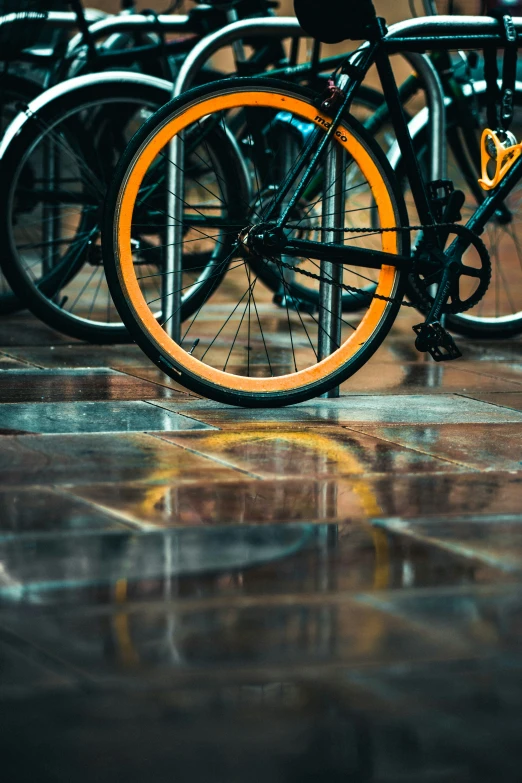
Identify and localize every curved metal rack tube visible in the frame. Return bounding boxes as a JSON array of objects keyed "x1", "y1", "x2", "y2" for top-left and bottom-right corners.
[
  {"x1": 173, "y1": 17, "x2": 304, "y2": 97},
  {"x1": 402, "y1": 51, "x2": 446, "y2": 180},
  {"x1": 385, "y1": 14, "x2": 522, "y2": 50},
  {"x1": 165, "y1": 17, "x2": 305, "y2": 341},
  {"x1": 67, "y1": 13, "x2": 190, "y2": 56}
]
